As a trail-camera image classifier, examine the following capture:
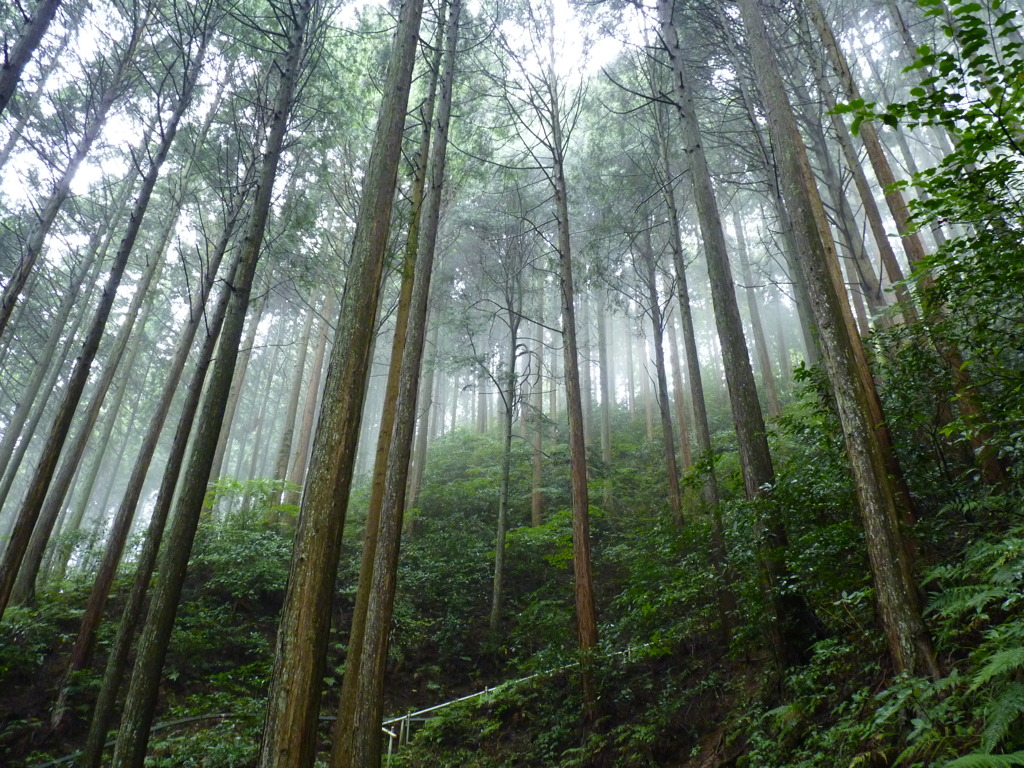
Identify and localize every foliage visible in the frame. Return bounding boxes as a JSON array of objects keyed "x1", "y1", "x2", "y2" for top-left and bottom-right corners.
[{"x1": 844, "y1": 0, "x2": 1024, "y2": 473}]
